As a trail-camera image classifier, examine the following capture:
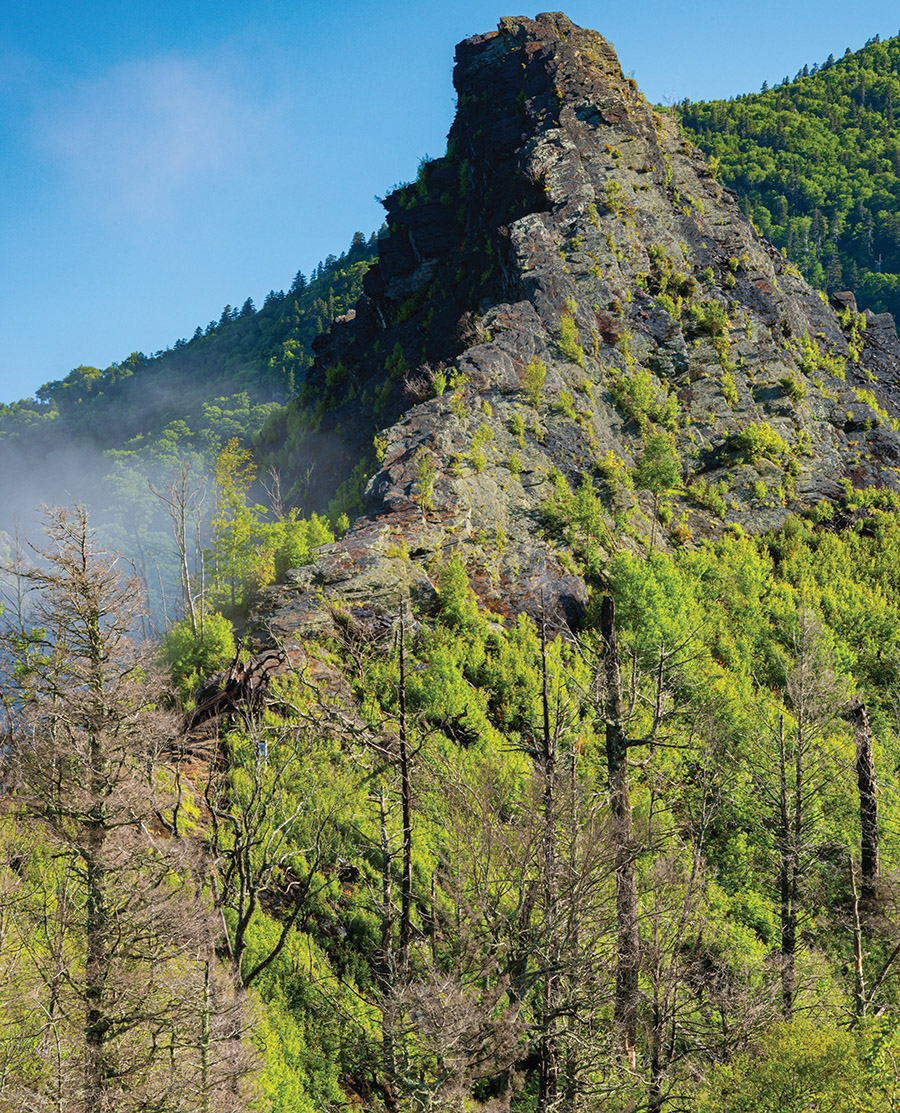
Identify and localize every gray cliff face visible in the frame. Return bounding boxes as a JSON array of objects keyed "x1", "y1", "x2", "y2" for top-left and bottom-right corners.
[{"x1": 250, "y1": 13, "x2": 900, "y2": 644}]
